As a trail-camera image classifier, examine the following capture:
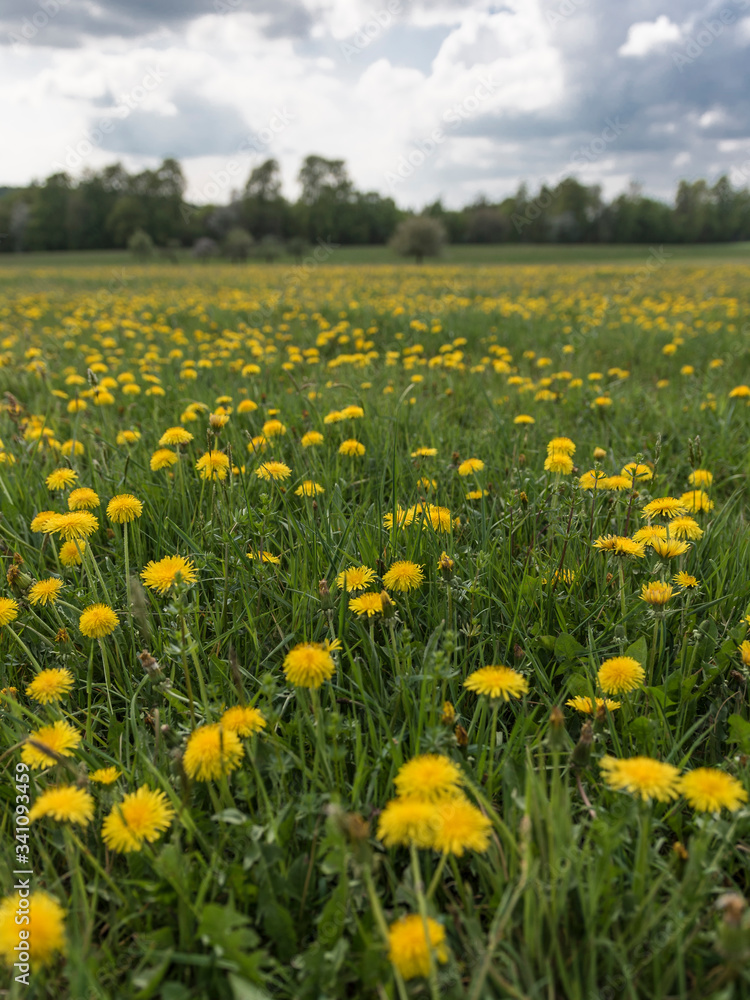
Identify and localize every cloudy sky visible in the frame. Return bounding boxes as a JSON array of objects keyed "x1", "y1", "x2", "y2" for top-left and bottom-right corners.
[{"x1": 2, "y1": 0, "x2": 750, "y2": 208}]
